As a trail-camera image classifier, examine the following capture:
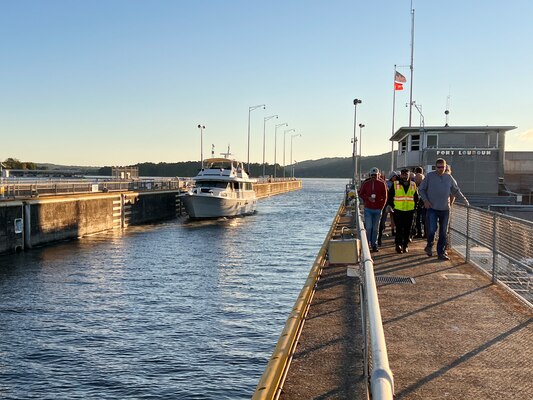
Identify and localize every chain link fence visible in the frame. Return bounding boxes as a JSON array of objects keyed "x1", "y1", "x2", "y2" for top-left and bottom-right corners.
[{"x1": 449, "y1": 203, "x2": 533, "y2": 305}]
